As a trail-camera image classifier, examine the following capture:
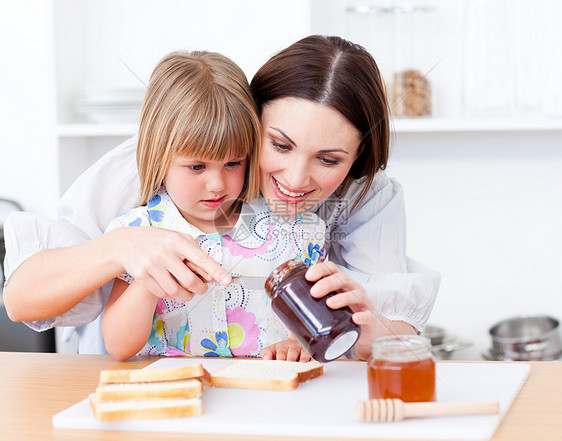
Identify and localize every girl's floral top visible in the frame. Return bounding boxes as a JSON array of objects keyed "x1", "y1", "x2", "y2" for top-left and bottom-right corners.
[{"x1": 105, "y1": 188, "x2": 326, "y2": 358}]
